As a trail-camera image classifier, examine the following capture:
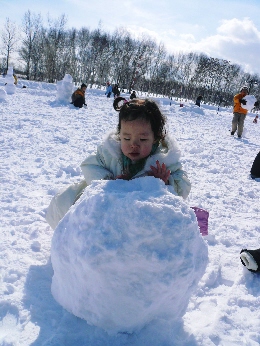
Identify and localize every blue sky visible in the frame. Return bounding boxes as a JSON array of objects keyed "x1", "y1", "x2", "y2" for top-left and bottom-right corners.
[{"x1": 1, "y1": 0, "x2": 260, "y2": 75}]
